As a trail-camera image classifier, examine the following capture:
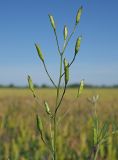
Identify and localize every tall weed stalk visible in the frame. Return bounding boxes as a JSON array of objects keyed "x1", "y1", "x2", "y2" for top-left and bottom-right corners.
[{"x1": 28, "y1": 6, "x2": 83, "y2": 160}]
